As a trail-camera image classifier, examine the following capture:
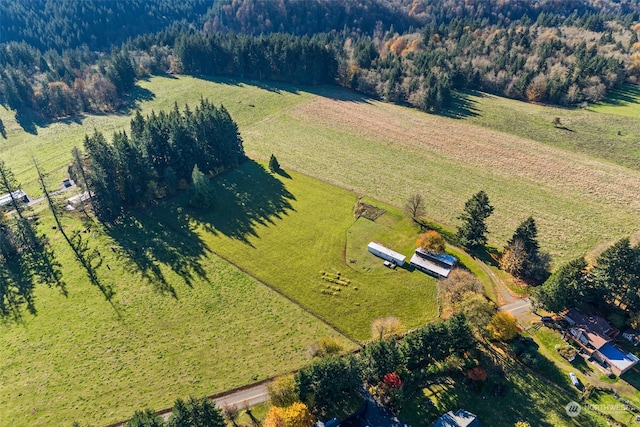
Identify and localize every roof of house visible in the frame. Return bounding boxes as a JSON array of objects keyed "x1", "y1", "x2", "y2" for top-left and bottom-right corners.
[
  {"x1": 432, "y1": 409, "x2": 482, "y2": 427},
  {"x1": 410, "y1": 253, "x2": 452, "y2": 278},
  {"x1": 0, "y1": 189, "x2": 26, "y2": 207},
  {"x1": 571, "y1": 328, "x2": 610, "y2": 350},
  {"x1": 367, "y1": 242, "x2": 406, "y2": 263},
  {"x1": 564, "y1": 308, "x2": 615, "y2": 337},
  {"x1": 415, "y1": 248, "x2": 458, "y2": 267},
  {"x1": 599, "y1": 343, "x2": 638, "y2": 373}
]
